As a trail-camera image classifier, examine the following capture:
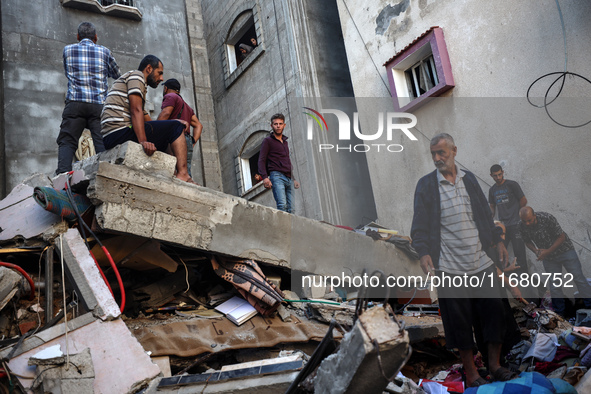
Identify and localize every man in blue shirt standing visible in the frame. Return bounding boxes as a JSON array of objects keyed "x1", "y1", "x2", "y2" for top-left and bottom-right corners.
[{"x1": 56, "y1": 22, "x2": 120, "y2": 174}]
